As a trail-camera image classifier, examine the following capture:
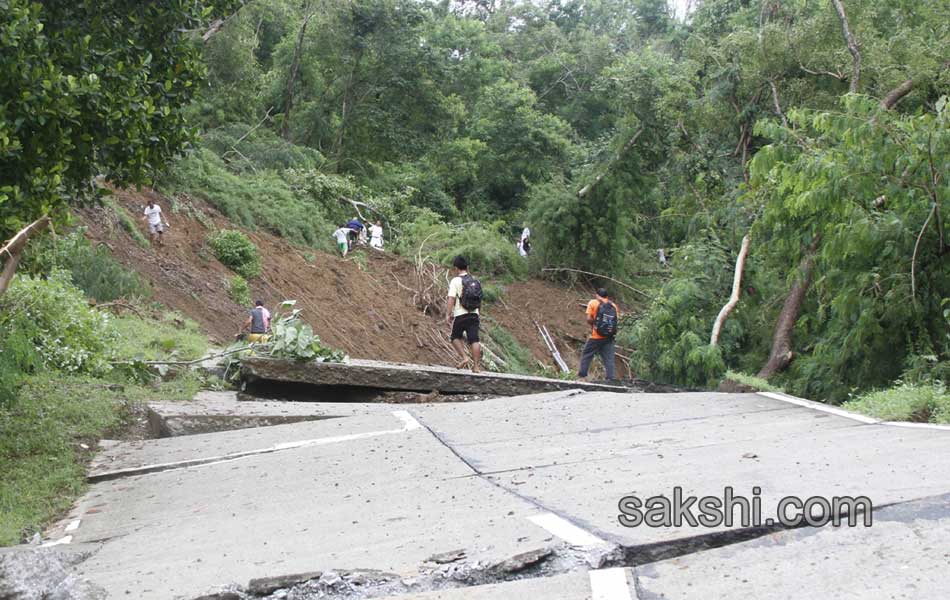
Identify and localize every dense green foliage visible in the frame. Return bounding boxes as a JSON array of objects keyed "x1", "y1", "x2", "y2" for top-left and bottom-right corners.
[
  {"x1": 0, "y1": 0, "x2": 239, "y2": 238},
  {"x1": 21, "y1": 229, "x2": 150, "y2": 301},
  {"x1": 180, "y1": 0, "x2": 948, "y2": 402},
  {"x1": 207, "y1": 229, "x2": 262, "y2": 278},
  {"x1": 0, "y1": 271, "x2": 208, "y2": 544}
]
